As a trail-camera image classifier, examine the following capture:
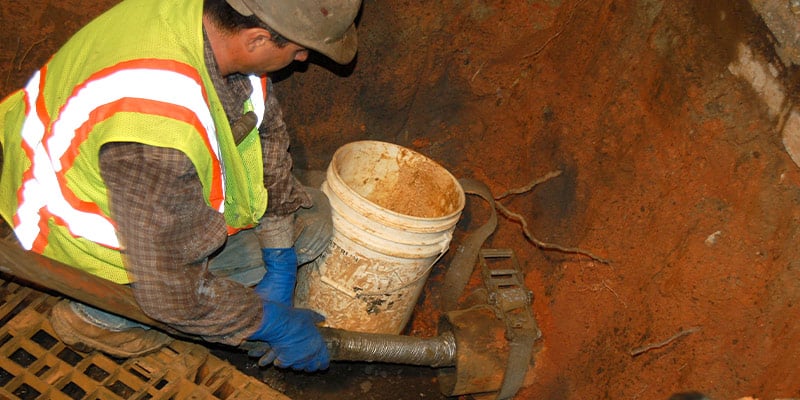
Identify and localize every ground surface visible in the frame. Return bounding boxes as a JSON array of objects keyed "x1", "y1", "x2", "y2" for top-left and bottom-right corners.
[{"x1": 2, "y1": 0, "x2": 799, "y2": 399}]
